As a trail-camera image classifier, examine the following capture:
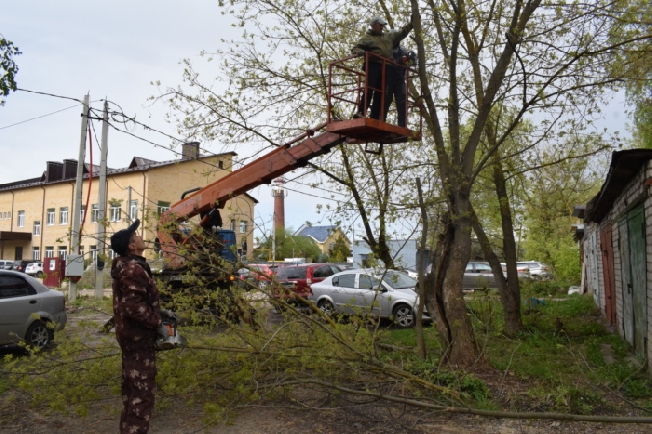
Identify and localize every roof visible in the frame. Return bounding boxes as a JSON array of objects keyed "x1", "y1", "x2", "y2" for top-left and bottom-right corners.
[
  {"x1": 295, "y1": 225, "x2": 337, "y2": 243},
  {"x1": 0, "y1": 152, "x2": 237, "y2": 193},
  {"x1": 585, "y1": 149, "x2": 652, "y2": 223}
]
